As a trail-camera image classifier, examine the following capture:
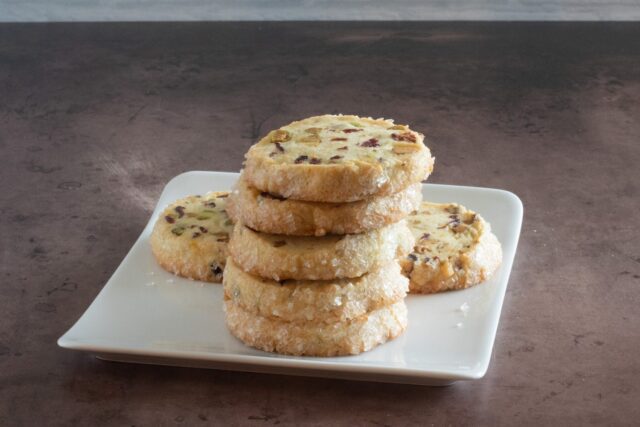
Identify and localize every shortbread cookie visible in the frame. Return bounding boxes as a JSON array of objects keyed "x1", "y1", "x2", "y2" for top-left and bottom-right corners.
[
  {"x1": 400, "y1": 202, "x2": 502, "y2": 294},
  {"x1": 225, "y1": 299, "x2": 407, "y2": 356},
  {"x1": 243, "y1": 115, "x2": 434, "y2": 202},
  {"x1": 223, "y1": 258, "x2": 408, "y2": 323},
  {"x1": 229, "y1": 220, "x2": 413, "y2": 281},
  {"x1": 228, "y1": 175, "x2": 422, "y2": 236},
  {"x1": 150, "y1": 192, "x2": 233, "y2": 282}
]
